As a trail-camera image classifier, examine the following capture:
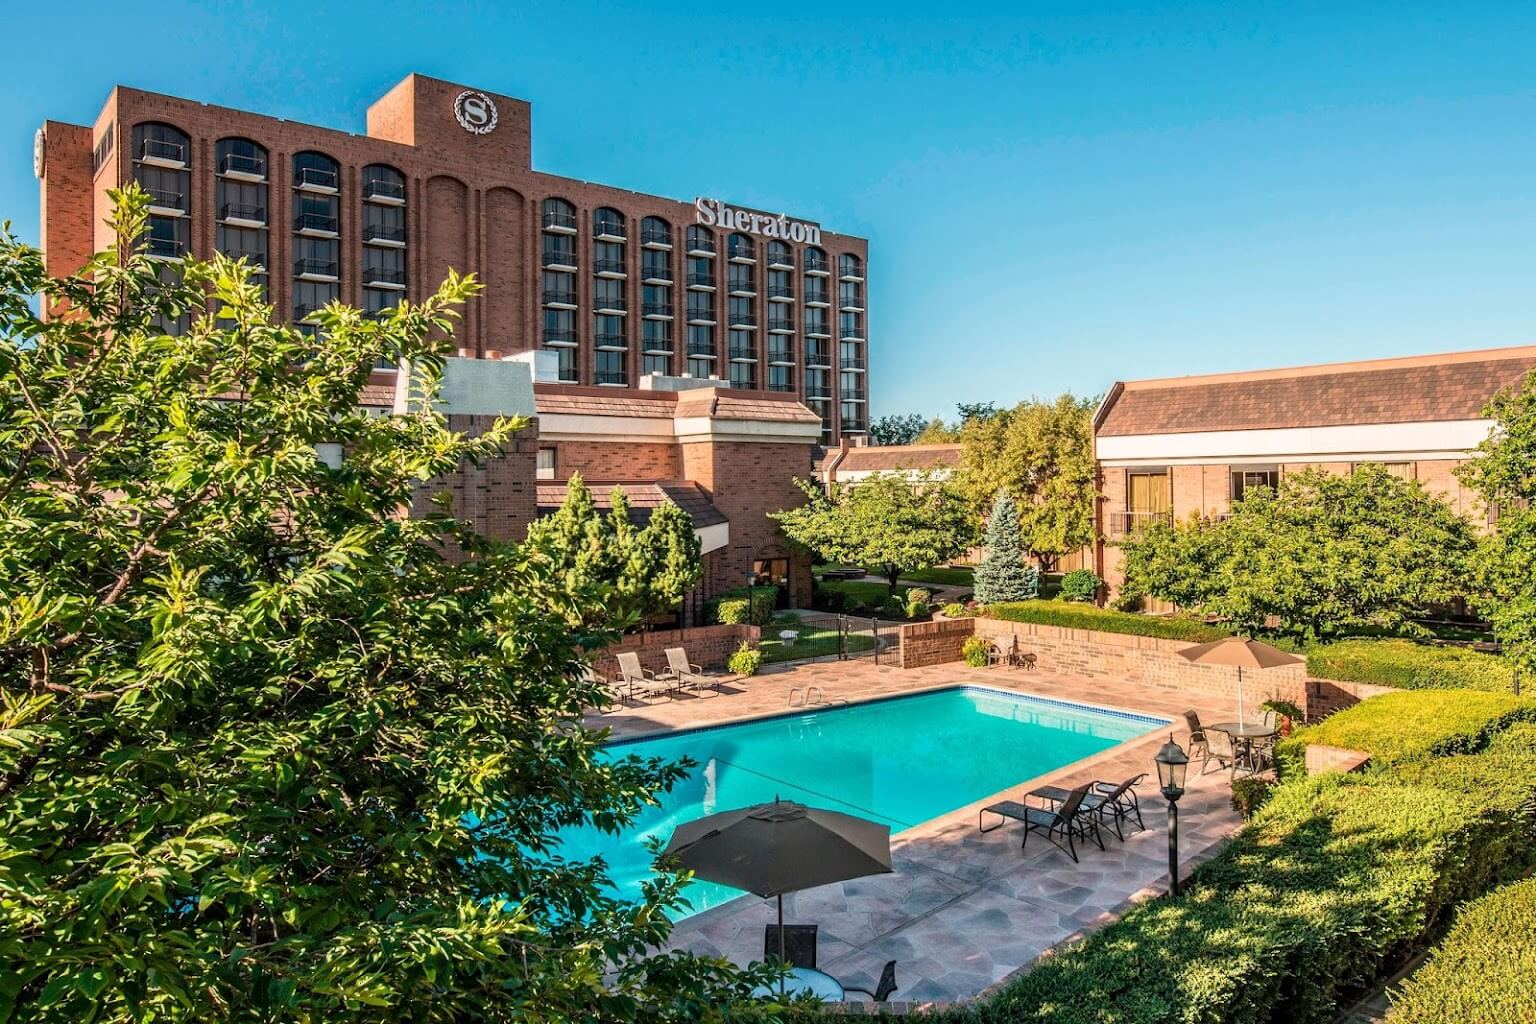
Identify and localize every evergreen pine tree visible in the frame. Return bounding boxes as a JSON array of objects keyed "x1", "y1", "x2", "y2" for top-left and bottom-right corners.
[{"x1": 974, "y1": 491, "x2": 1039, "y2": 603}]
